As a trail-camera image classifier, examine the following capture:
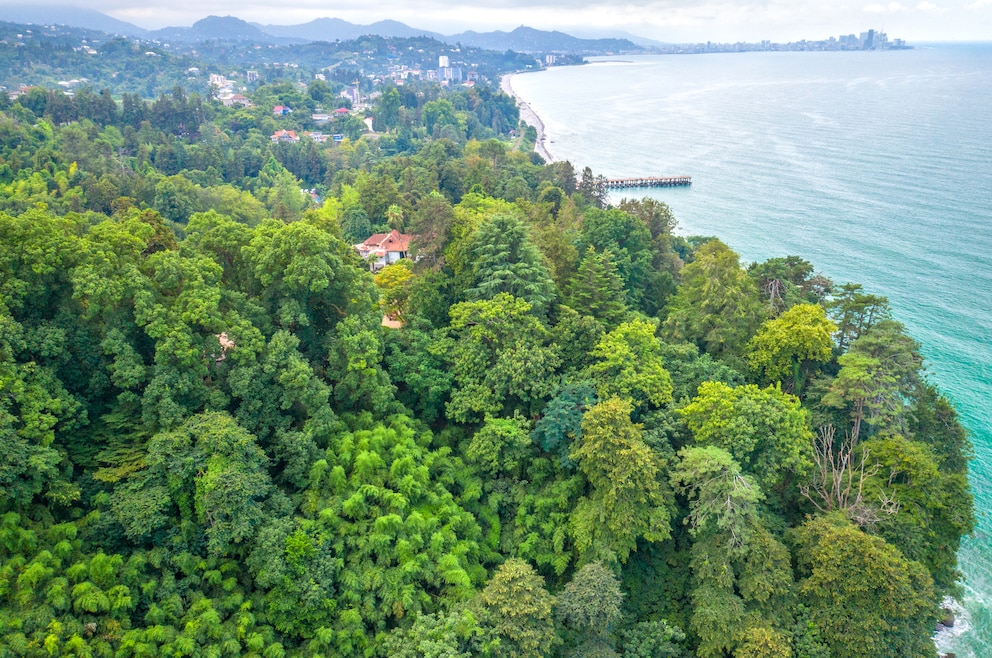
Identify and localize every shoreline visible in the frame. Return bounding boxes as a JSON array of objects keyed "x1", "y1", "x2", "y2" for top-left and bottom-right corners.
[{"x1": 500, "y1": 72, "x2": 555, "y2": 163}]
